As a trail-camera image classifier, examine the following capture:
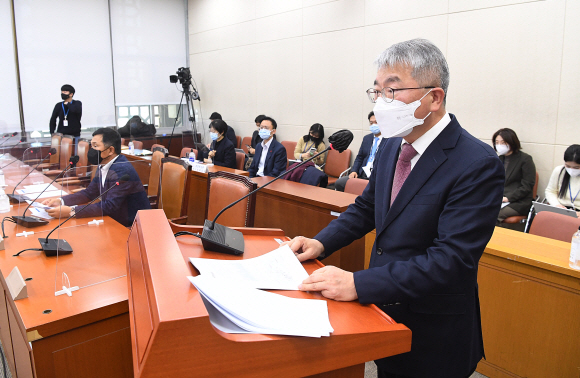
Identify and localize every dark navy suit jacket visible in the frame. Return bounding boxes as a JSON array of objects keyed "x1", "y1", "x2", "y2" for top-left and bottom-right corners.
[
  {"x1": 63, "y1": 154, "x2": 151, "y2": 227},
  {"x1": 314, "y1": 115, "x2": 504, "y2": 378},
  {"x1": 352, "y1": 132, "x2": 377, "y2": 177},
  {"x1": 248, "y1": 138, "x2": 287, "y2": 178},
  {"x1": 204, "y1": 137, "x2": 236, "y2": 169}
]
